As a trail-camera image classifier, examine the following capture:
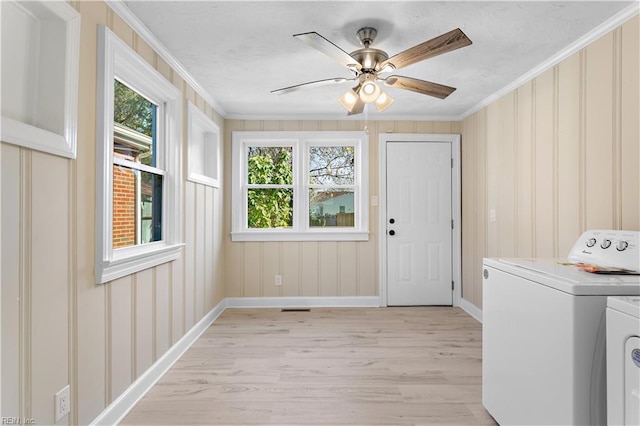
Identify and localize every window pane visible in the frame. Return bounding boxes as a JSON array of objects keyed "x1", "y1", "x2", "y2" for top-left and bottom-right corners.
[
  {"x1": 248, "y1": 188, "x2": 293, "y2": 228},
  {"x1": 113, "y1": 80, "x2": 157, "y2": 167},
  {"x1": 113, "y1": 165, "x2": 163, "y2": 247},
  {"x1": 309, "y1": 146, "x2": 355, "y2": 185},
  {"x1": 140, "y1": 170, "x2": 163, "y2": 244},
  {"x1": 309, "y1": 189, "x2": 355, "y2": 228},
  {"x1": 247, "y1": 146, "x2": 293, "y2": 185}
]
